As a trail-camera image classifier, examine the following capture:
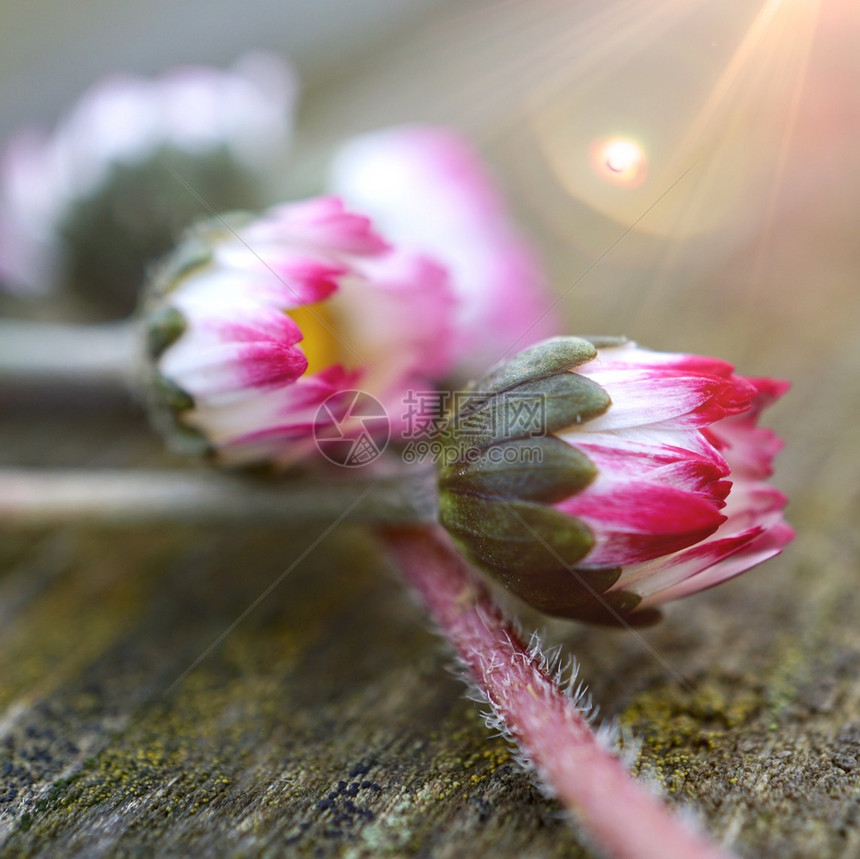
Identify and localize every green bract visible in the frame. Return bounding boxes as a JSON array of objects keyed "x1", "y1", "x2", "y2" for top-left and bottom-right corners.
[{"x1": 438, "y1": 337, "x2": 655, "y2": 625}]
